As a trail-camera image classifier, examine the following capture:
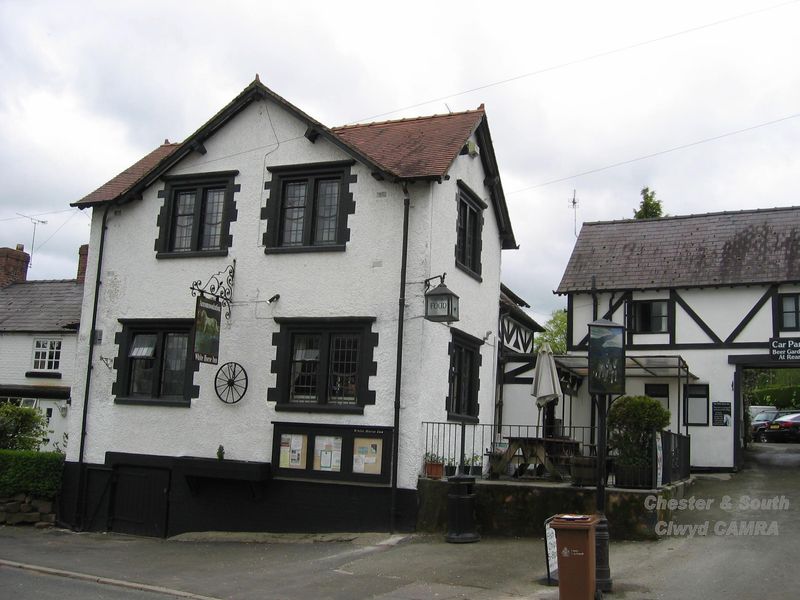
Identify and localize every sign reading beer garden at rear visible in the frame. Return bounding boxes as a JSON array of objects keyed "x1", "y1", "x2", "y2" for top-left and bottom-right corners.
[{"x1": 770, "y1": 338, "x2": 800, "y2": 361}]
